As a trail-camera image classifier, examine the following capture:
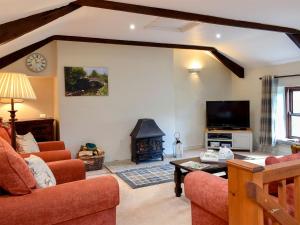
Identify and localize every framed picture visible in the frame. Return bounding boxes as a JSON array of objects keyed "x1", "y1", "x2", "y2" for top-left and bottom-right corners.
[{"x1": 64, "y1": 66, "x2": 108, "y2": 96}]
